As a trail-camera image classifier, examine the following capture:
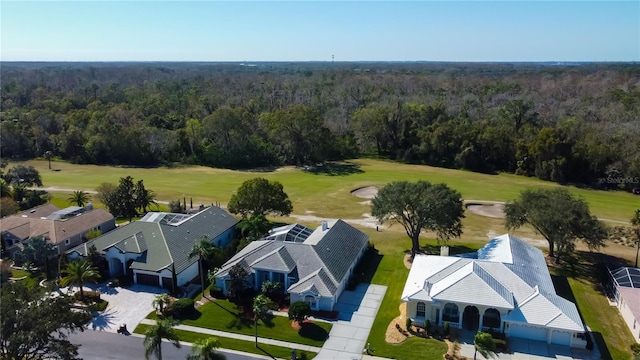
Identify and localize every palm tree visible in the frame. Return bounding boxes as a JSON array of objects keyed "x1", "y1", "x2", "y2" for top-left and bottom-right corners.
[
  {"x1": 187, "y1": 338, "x2": 226, "y2": 360},
  {"x1": 188, "y1": 236, "x2": 218, "y2": 299},
  {"x1": 152, "y1": 294, "x2": 171, "y2": 316},
  {"x1": 473, "y1": 331, "x2": 496, "y2": 360},
  {"x1": 44, "y1": 150, "x2": 53, "y2": 170},
  {"x1": 143, "y1": 318, "x2": 181, "y2": 360},
  {"x1": 60, "y1": 259, "x2": 100, "y2": 300},
  {"x1": 67, "y1": 190, "x2": 91, "y2": 207},
  {"x1": 253, "y1": 294, "x2": 274, "y2": 347}
]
